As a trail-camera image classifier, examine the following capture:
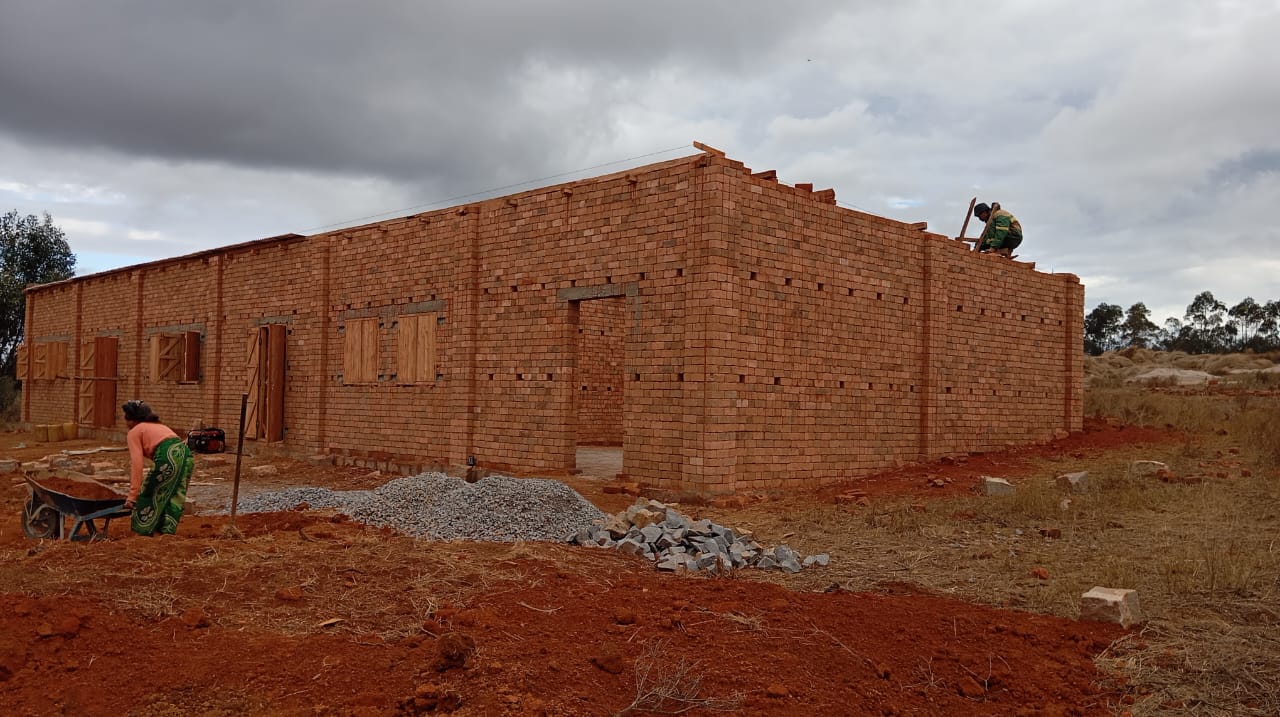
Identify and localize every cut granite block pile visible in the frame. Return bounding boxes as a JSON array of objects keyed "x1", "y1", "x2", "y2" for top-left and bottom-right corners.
[{"x1": 569, "y1": 498, "x2": 829, "y2": 575}]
